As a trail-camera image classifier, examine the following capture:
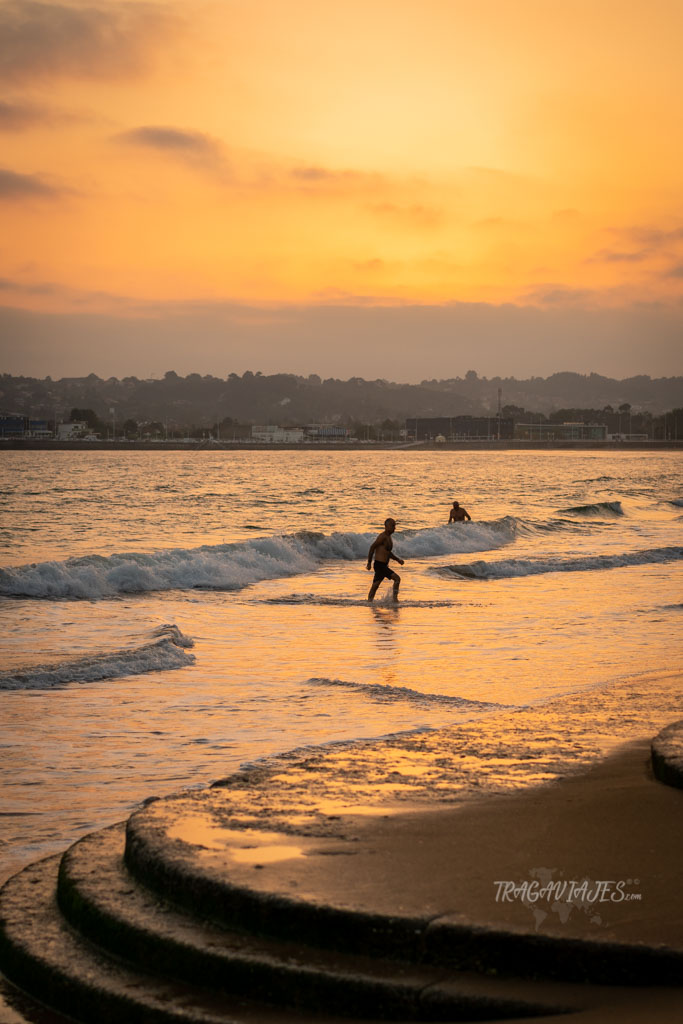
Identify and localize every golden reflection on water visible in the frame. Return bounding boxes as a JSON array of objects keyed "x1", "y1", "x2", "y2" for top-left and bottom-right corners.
[{"x1": 2, "y1": 451, "x2": 681, "y2": 882}]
